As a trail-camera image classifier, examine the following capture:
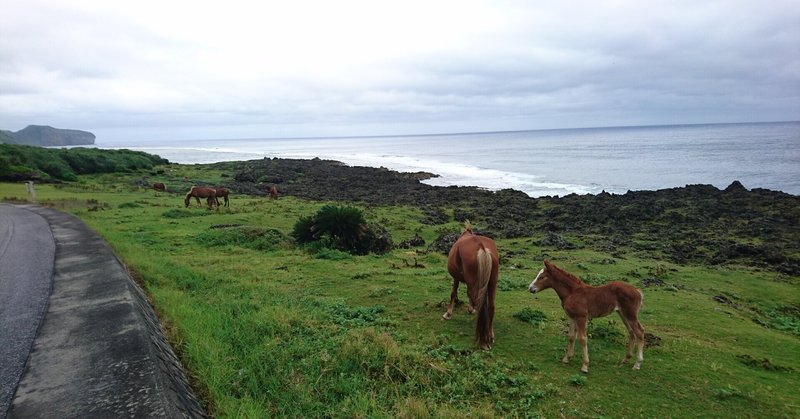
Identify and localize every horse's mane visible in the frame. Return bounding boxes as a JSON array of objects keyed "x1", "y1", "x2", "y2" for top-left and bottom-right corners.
[{"x1": 548, "y1": 262, "x2": 585, "y2": 286}]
